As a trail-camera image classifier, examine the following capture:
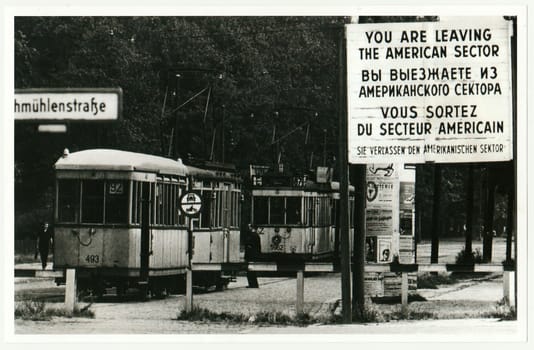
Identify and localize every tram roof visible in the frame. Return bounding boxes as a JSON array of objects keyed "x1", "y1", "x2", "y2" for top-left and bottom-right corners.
[{"x1": 55, "y1": 149, "x2": 188, "y2": 176}]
